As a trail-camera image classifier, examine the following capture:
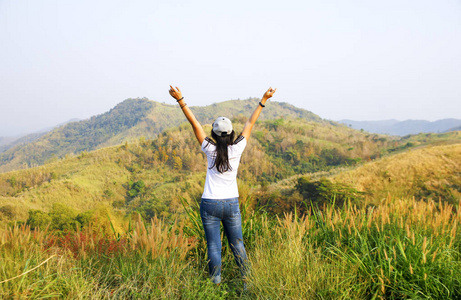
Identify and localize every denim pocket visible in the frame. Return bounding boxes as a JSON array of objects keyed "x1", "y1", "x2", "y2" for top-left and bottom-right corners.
[
  {"x1": 230, "y1": 202, "x2": 240, "y2": 217},
  {"x1": 201, "y1": 200, "x2": 219, "y2": 219}
]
